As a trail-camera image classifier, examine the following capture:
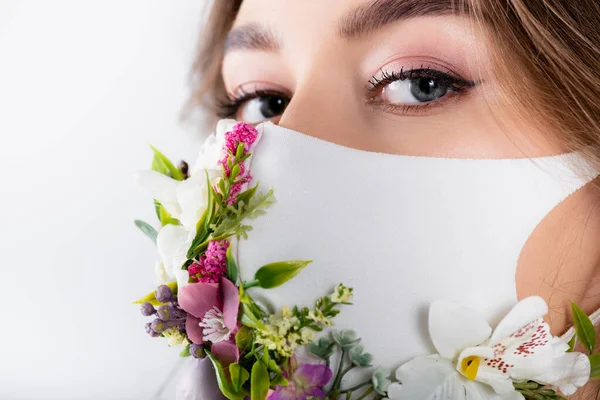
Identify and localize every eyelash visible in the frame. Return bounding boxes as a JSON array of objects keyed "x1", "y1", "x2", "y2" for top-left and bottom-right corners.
[
  {"x1": 217, "y1": 88, "x2": 285, "y2": 119},
  {"x1": 366, "y1": 66, "x2": 477, "y2": 115},
  {"x1": 218, "y1": 67, "x2": 477, "y2": 118}
]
